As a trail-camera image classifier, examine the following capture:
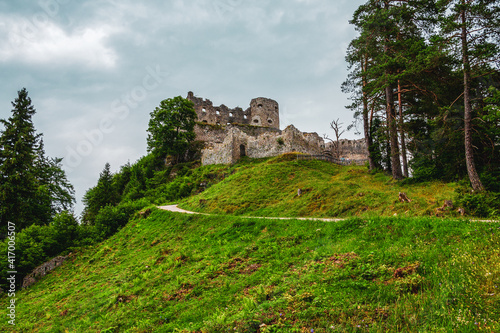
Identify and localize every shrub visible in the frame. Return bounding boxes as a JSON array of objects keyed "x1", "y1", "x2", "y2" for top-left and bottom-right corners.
[
  {"x1": 455, "y1": 185, "x2": 500, "y2": 218},
  {"x1": 94, "y1": 199, "x2": 150, "y2": 238}
]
